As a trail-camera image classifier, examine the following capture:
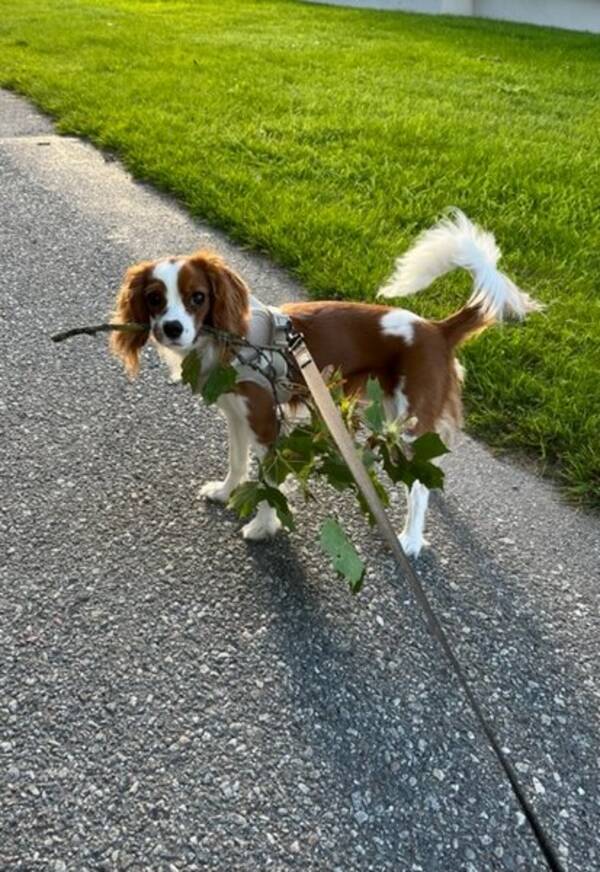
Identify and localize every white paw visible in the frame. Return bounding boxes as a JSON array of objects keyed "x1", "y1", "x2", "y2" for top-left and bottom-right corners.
[
  {"x1": 241, "y1": 512, "x2": 282, "y2": 541},
  {"x1": 200, "y1": 480, "x2": 233, "y2": 504},
  {"x1": 399, "y1": 532, "x2": 428, "y2": 558}
]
